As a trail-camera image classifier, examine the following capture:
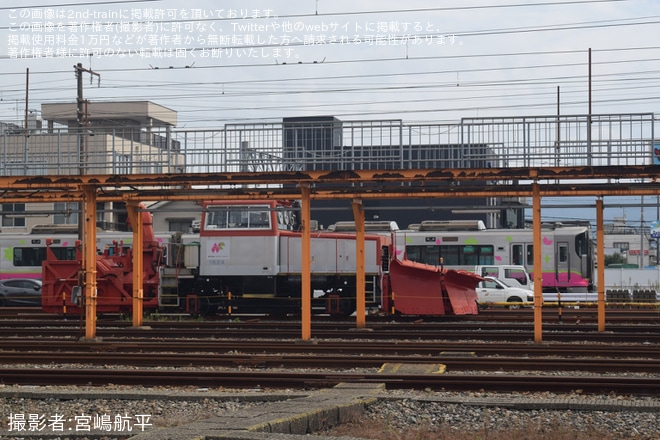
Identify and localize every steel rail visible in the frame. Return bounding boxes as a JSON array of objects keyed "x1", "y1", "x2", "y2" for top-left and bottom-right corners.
[
  {"x1": 0, "y1": 351, "x2": 657, "y2": 374},
  {"x1": 1, "y1": 315, "x2": 660, "y2": 329},
  {"x1": 0, "y1": 326, "x2": 657, "y2": 343},
  {"x1": 1, "y1": 308, "x2": 658, "y2": 323},
  {"x1": 0, "y1": 339, "x2": 658, "y2": 359},
  {"x1": 0, "y1": 368, "x2": 656, "y2": 395}
]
